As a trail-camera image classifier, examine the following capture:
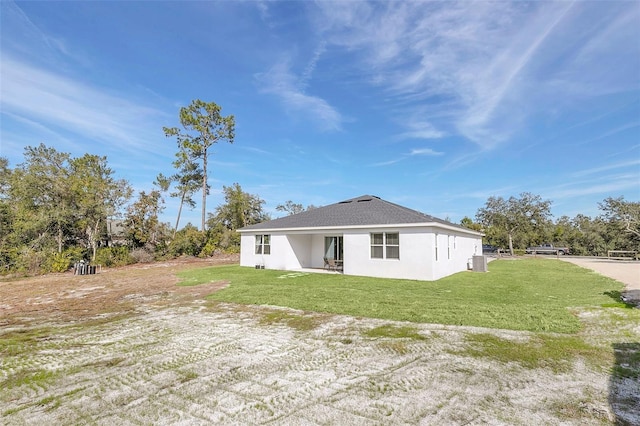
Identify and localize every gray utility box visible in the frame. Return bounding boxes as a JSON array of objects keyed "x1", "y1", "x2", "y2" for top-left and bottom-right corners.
[{"x1": 472, "y1": 255, "x2": 488, "y2": 272}]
